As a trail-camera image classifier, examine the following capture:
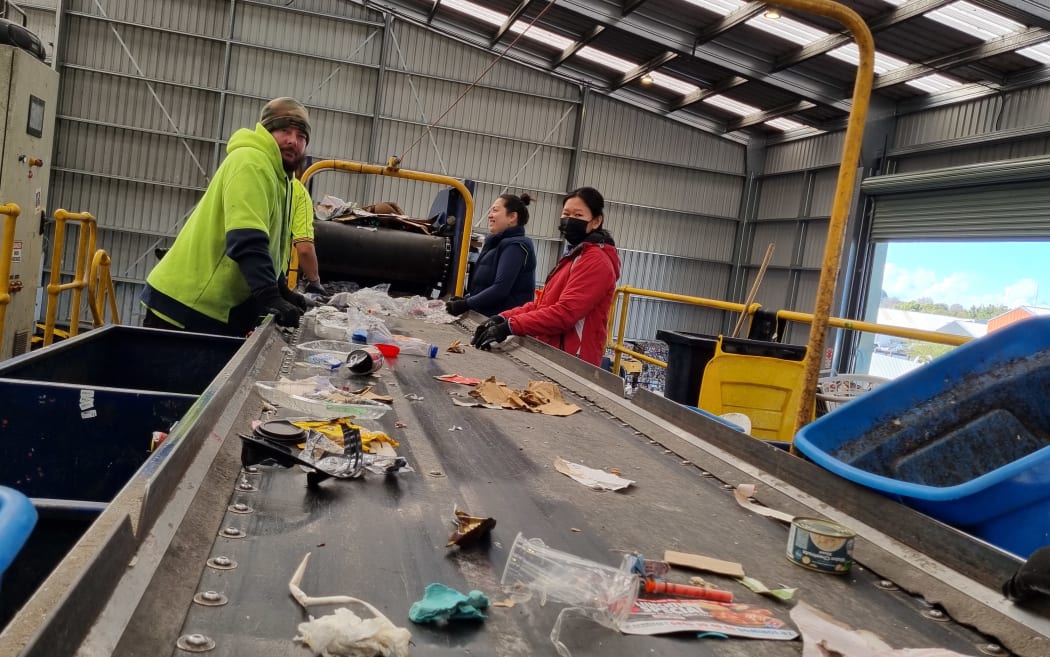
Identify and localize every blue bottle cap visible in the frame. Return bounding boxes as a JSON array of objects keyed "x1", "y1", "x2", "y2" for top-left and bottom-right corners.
[{"x1": 428, "y1": 344, "x2": 439, "y2": 358}]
